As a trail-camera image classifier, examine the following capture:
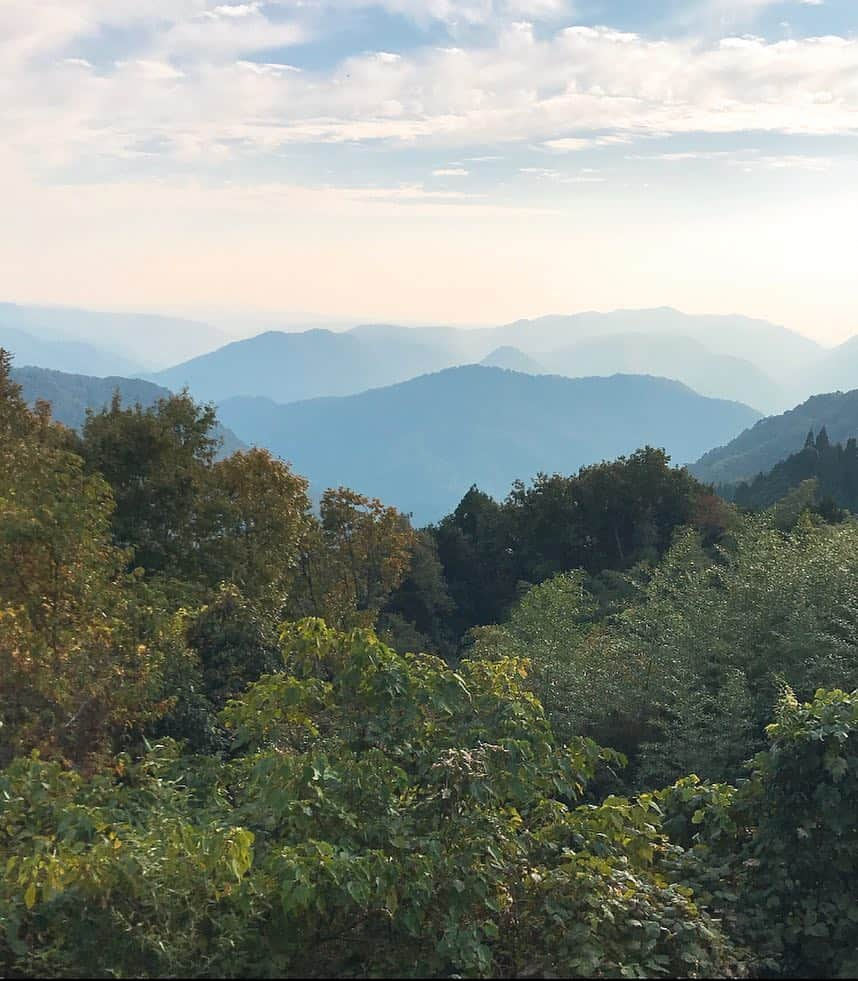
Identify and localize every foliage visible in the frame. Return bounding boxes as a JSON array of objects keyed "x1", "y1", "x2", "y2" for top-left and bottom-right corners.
[
  {"x1": 0, "y1": 749, "x2": 259, "y2": 978},
  {"x1": 186, "y1": 585, "x2": 282, "y2": 709},
  {"x1": 1, "y1": 622, "x2": 740, "y2": 978},
  {"x1": 204, "y1": 448, "x2": 313, "y2": 607},
  {"x1": 0, "y1": 375, "x2": 167, "y2": 766},
  {"x1": 80, "y1": 391, "x2": 221, "y2": 583},
  {"x1": 291, "y1": 488, "x2": 416, "y2": 629},
  {"x1": 469, "y1": 572, "x2": 600, "y2": 743},
  {"x1": 430, "y1": 449, "x2": 723, "y2": 649},
  {"x1": 731, "y1": 430, "x2": 854, "y2": 521},
  {"x1": 472, "y1": 514, "x2": 858, "y2": 789},
  {"x1": 661, "y1": 687, "x2": 858, "y2": 979}
]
